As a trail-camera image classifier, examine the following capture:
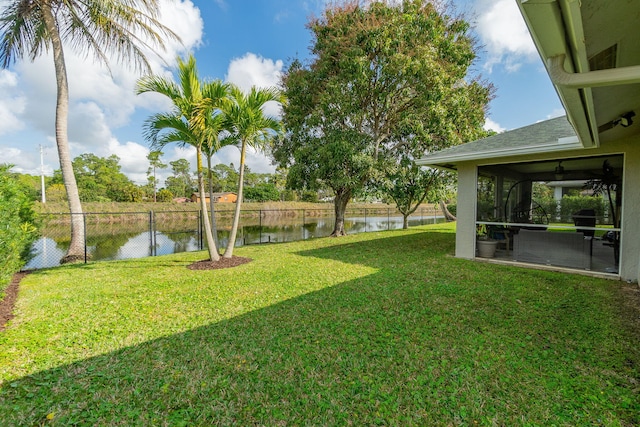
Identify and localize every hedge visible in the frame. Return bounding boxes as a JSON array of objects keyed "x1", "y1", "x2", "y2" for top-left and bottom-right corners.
[{"x1": 0, "y1": 167, "x2": 38, "y2": 295}]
